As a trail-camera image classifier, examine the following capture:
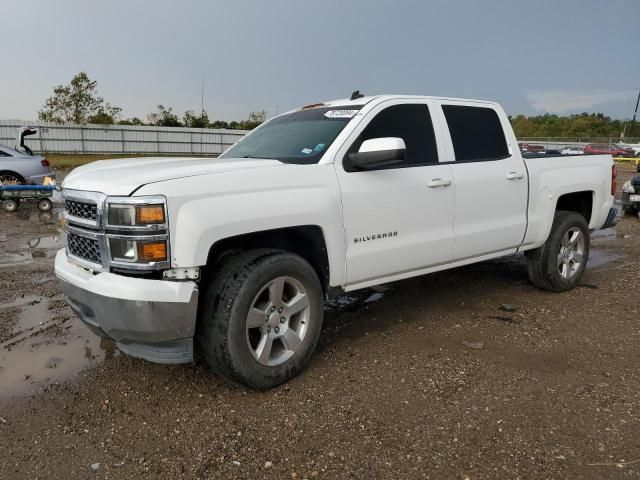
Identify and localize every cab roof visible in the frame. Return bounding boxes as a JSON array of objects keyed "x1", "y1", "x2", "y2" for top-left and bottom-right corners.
[{"x1": 296, "y1": 94, "x2": 498, "y2": 111}]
